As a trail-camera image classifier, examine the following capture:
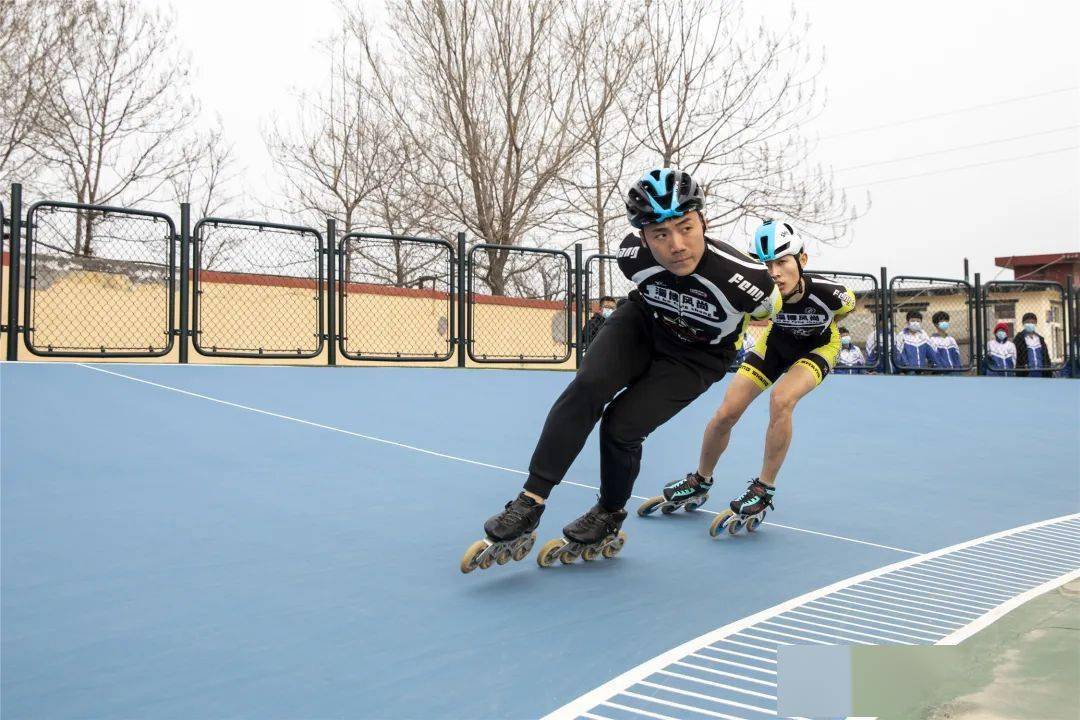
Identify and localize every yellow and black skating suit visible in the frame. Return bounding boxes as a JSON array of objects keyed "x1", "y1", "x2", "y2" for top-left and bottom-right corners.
[{"x1": 737, "y1": 273, "x2": 856, "y2": 389}]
